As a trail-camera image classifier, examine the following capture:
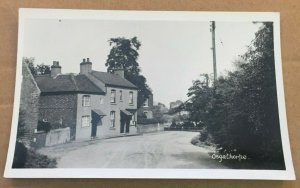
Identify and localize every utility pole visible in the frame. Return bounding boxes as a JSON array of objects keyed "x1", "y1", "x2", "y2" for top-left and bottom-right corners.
[{"x1": 210, "y1": 21, "x2": 217, "y2": 84}]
